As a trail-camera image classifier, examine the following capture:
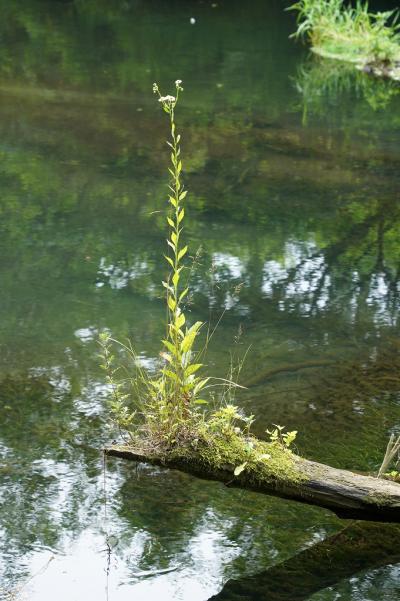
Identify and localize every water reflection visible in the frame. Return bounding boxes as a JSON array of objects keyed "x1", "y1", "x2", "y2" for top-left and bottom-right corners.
[
  {"x1": 0, "y1": 0, "x2": 399, "y2": 599},
  {"x1": 210, "y1": 522, "x2": 400, "y2": 601}
]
